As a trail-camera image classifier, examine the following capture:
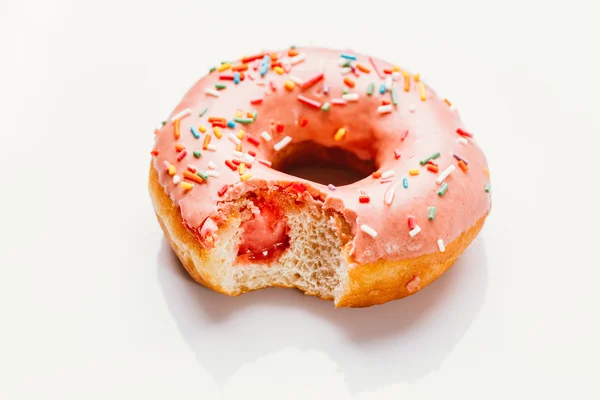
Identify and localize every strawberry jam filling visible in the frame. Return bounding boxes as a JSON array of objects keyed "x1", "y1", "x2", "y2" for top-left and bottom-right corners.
[{"x1": 237, "y1": 200, "x2": 290, "y2": 263}]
